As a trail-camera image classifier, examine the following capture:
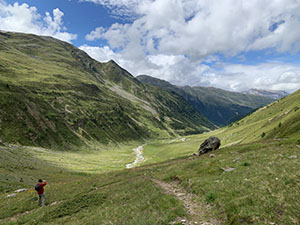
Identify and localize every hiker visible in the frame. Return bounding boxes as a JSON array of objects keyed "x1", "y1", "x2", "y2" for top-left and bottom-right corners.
[{"x1": 35, "y1": 179, "x2": 47, "y2": 207}]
